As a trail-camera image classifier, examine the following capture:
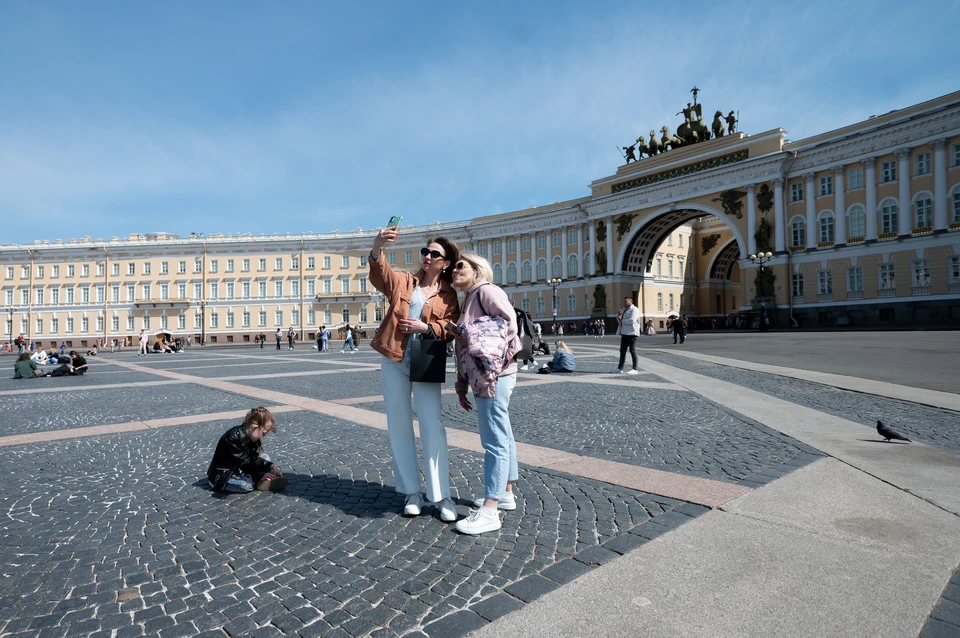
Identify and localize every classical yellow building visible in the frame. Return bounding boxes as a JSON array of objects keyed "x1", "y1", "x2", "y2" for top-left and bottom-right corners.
[{"x1": 3, "y1": 90, "x2": 960, "y2": 348}]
